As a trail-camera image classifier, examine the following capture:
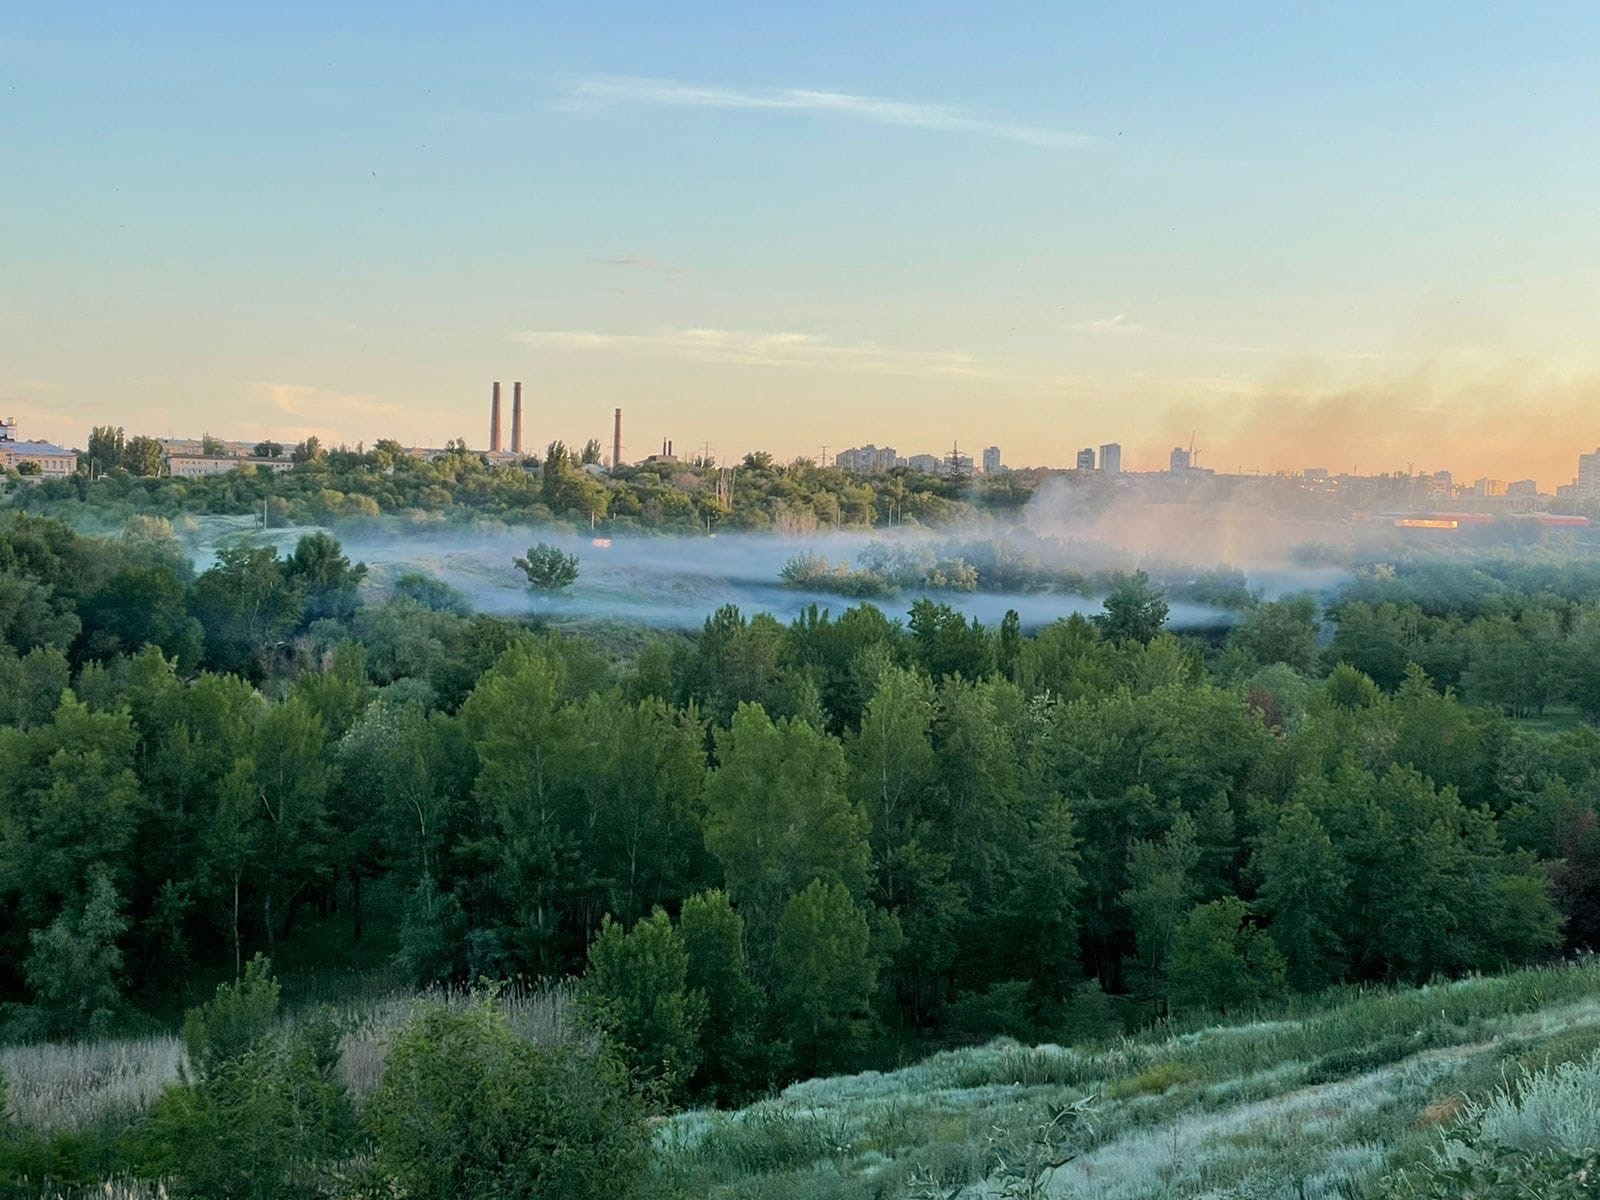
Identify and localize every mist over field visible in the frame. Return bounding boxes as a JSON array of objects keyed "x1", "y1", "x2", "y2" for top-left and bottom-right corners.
[{"x1": 186, "y1": 490, "x2": 1360, "y2": 631}]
